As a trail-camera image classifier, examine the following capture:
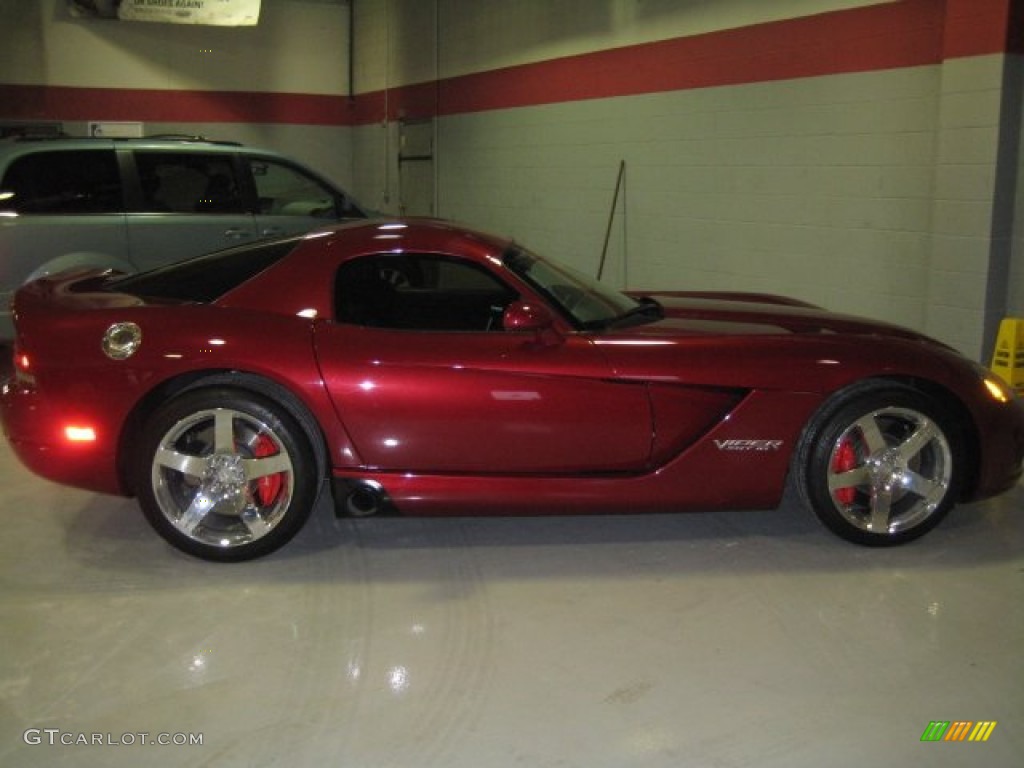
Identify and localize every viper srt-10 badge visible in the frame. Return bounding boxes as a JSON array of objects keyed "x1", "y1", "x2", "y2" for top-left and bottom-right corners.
[{"x1": 714, "y1": 439, "x2": 784, "y2": 451}]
